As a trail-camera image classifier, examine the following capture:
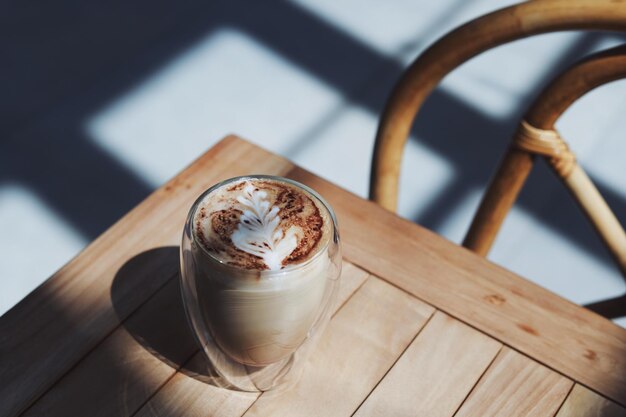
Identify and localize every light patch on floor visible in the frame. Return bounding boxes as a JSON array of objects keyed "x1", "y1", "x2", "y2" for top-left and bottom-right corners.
[
  {"x1": 87, "y1": 27, "x2": 343, "y2": 187},
  {"x1": 0, "y1": 184, "x2": 86, "y2": 315},
  {"x1": 439, "y1": 32, "x2": 584, "y2": 119},
  {"x1": 397, "y1": 137, "x2": 457, "y2": 221}
]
